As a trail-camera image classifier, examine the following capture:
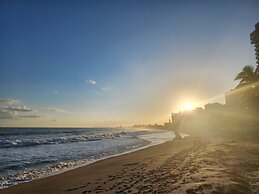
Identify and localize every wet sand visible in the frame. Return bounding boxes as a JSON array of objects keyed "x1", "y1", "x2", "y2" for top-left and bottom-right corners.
[{"x1": 1, "y1": 137, "x2": 259, "y2": 194}]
